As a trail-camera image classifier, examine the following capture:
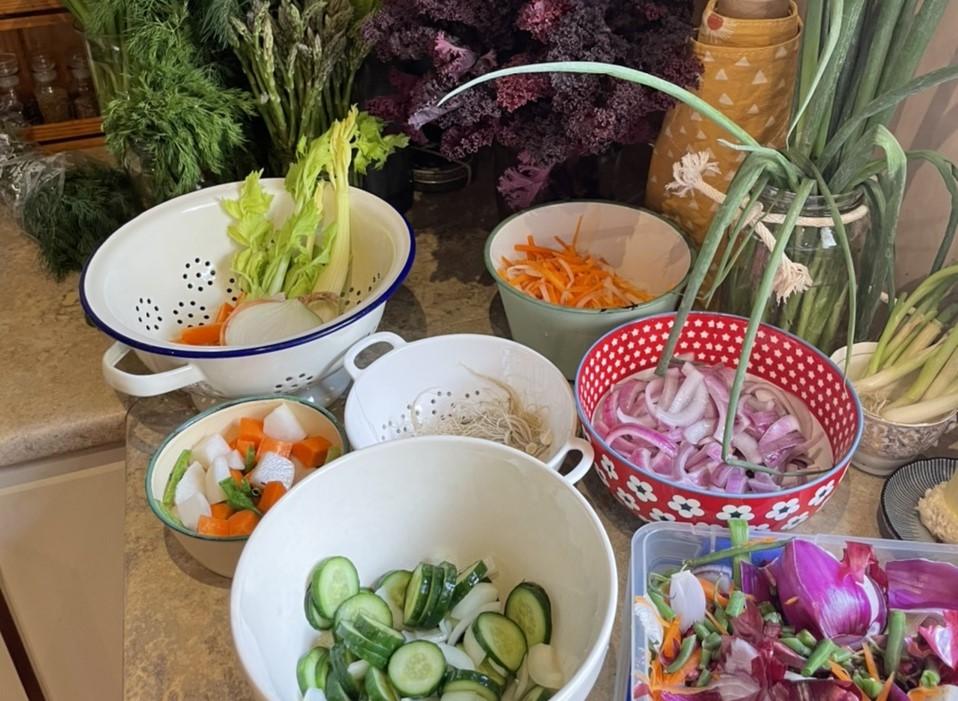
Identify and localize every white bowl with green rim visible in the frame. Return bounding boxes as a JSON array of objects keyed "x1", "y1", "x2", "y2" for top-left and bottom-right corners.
[
  {"x1": 146, "y1": 395, "x2": 347, "y2": 578},
  {"x1": 485, "y1": 200, "x2": 694, "y2": 379}
]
